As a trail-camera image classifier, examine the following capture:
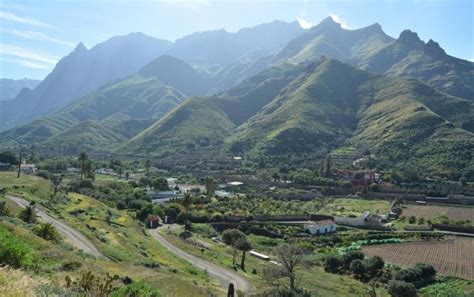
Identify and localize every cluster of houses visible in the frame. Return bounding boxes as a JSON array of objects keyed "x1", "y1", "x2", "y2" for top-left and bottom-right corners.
[{"x1": 336, "y1": 169, "x2": 381, "y2": 186}]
